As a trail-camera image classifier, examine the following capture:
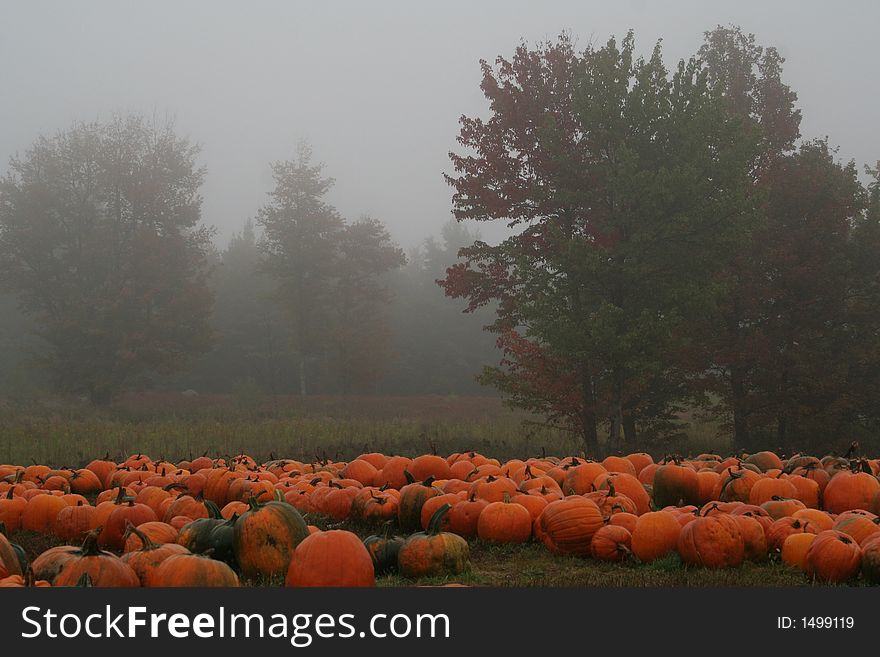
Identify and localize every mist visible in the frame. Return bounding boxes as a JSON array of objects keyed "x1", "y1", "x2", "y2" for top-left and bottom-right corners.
[{"x1": 2, "y1": 0, "x2": 878, "y2": 249}]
